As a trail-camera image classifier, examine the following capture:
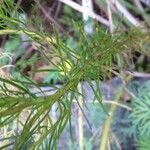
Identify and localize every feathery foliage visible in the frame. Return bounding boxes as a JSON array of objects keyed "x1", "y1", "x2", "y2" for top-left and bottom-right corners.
[{"x1": 0, "y1": 1, "x2": 150, "y2": 149}]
